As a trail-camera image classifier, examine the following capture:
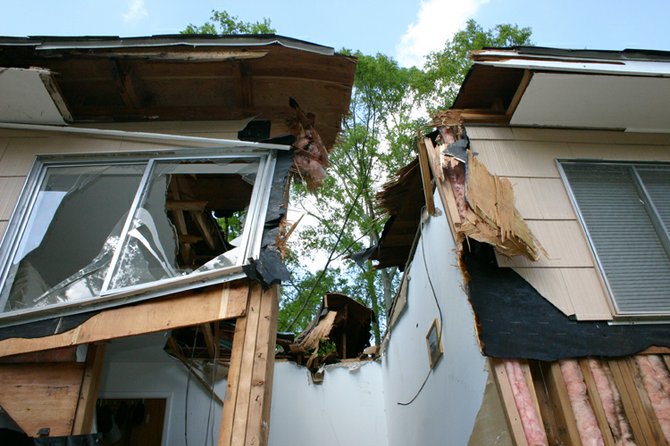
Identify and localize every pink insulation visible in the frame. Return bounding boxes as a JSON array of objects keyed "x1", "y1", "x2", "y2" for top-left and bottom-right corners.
[
  {"x1": 560, "y1": 359, "x2": 605, "y2": 446},
  {"x1": 588, "y1": 359, "x2": 636, "y2": 446},
  {"x1": 504, "y1": 359, "x2": 547, "y2": 446},
  {"x1": 635, "y1": 355, "x2": 670, "y2": 442}
]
